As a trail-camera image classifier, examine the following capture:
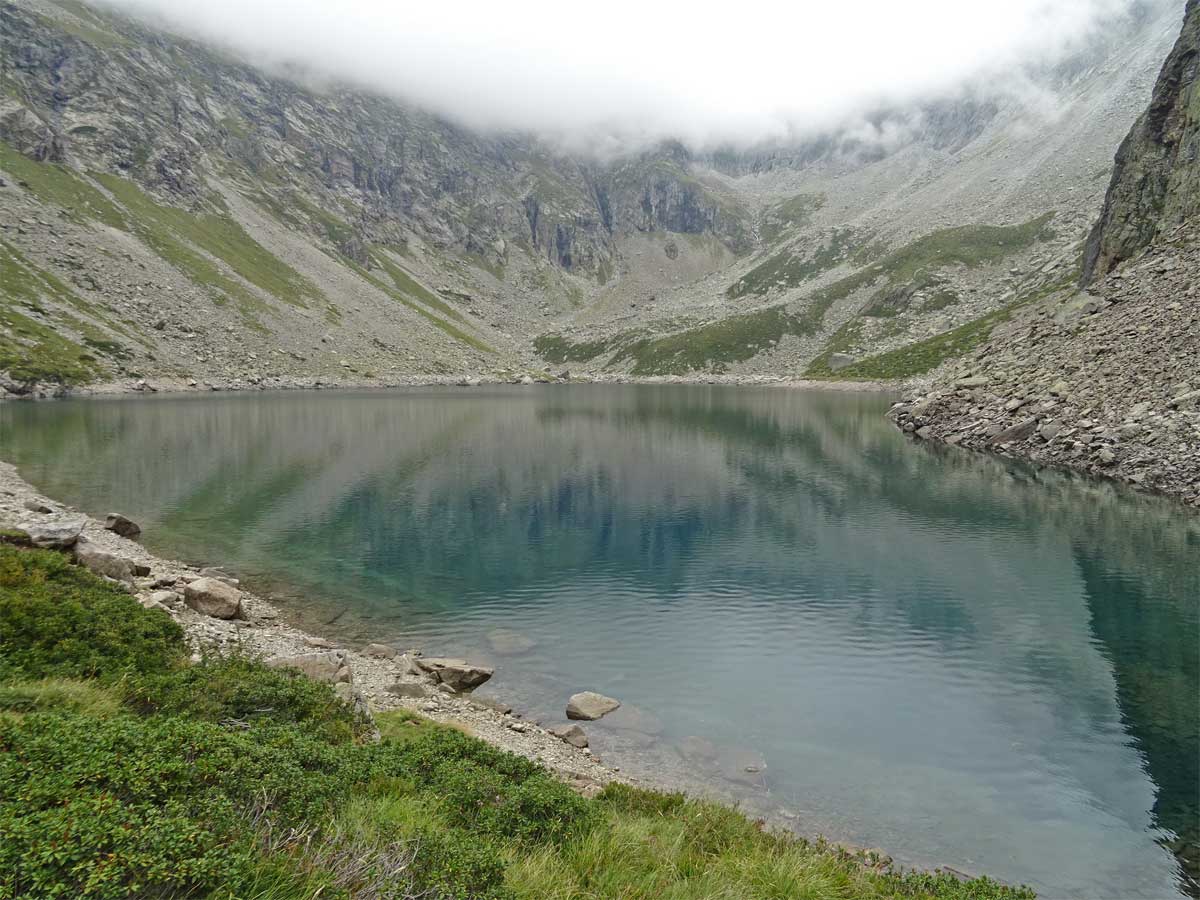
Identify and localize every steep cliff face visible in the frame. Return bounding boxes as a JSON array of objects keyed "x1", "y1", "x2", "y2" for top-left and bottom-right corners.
[{"x1": 1083, "y1": 0, "x2": 1199, "y2": 283}]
